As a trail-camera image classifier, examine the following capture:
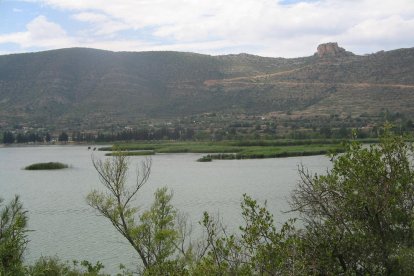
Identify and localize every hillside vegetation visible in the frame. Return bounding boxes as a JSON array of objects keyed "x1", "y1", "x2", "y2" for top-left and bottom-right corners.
[{"x1": 0, "y1": 44, "x2": 413, "y2": 130}]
